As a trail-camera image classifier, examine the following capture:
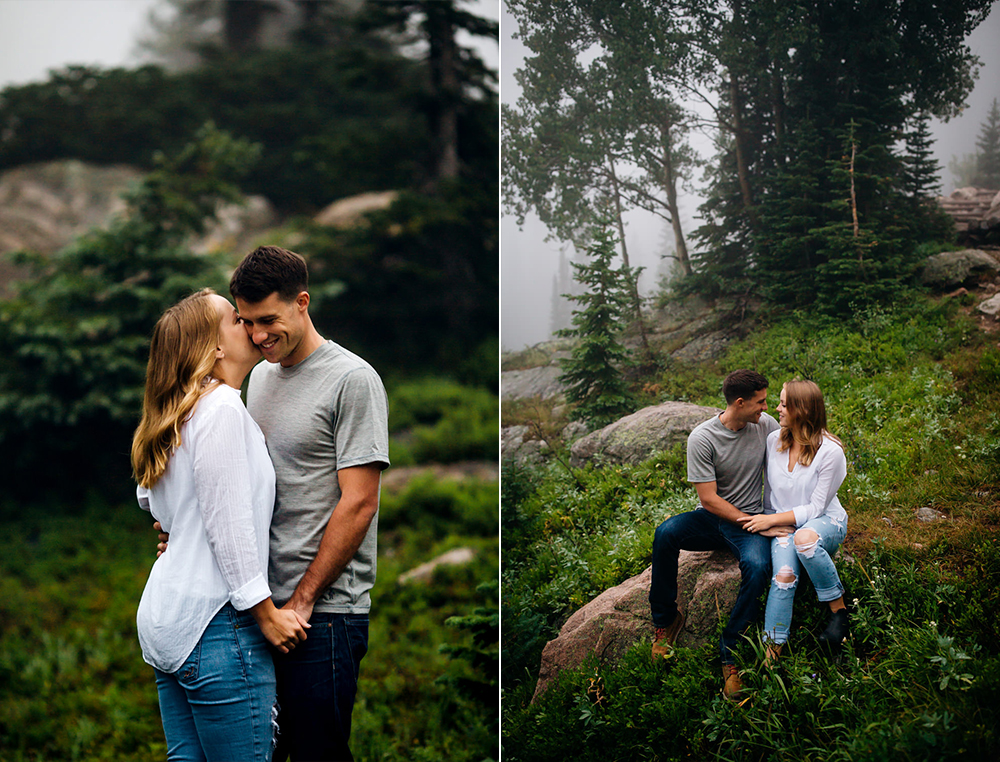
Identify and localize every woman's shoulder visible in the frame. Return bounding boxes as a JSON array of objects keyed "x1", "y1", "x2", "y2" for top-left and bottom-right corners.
[
  {"x1": 766, "y1": 428, "x2": 781, "y2": 446},
  {"x1": 192, "y1": 383, "x2": 246, "y2": 421},
  {"x1": 819, "y1": 433, "x2": 846, "y2": 461}
]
